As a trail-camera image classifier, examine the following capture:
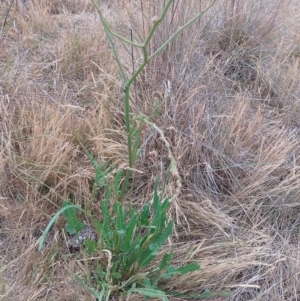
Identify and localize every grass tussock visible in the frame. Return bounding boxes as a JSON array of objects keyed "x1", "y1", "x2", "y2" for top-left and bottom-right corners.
[{"x1": 1, "y1": 0, "x2": 300, "y2": 300}]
